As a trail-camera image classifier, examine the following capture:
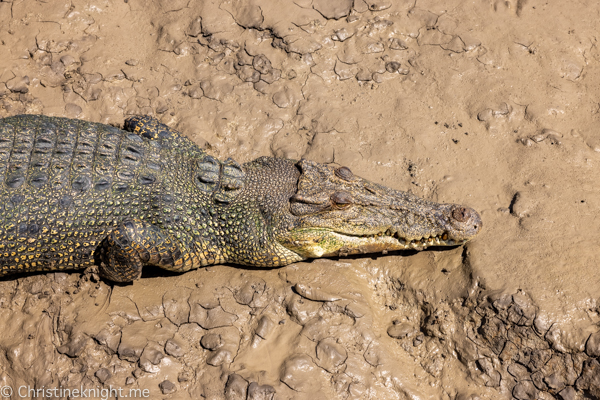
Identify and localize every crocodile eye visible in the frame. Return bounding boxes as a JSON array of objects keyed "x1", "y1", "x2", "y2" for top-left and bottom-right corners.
[
  {"x1": 331, "y1": 191, "x2": 353, "y2": 208},
  {"x1": 335, "y1": 166, "x2": 354, "y2": 181}
]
